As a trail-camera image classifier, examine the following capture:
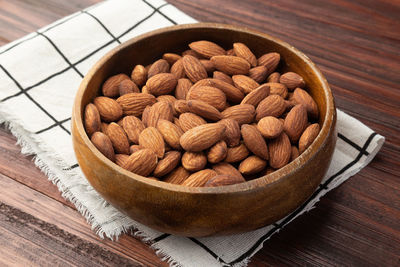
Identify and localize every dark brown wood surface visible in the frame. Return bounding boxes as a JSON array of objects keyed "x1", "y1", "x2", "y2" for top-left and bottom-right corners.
[{"x1": 0, "y1": 0, "x2": 399, "y2": 266}]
